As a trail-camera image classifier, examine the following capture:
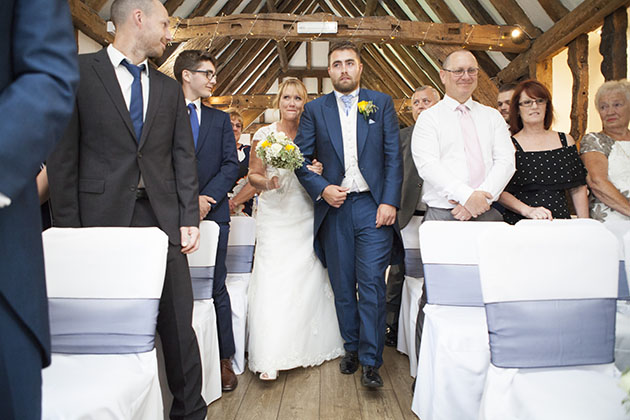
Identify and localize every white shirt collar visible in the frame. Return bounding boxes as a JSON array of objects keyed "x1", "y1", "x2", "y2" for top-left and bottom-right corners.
[
  {"x1": 107, "y1": 44, "x2": 149, "y2": 76},
  {"x1": 443, "y1": 94, "x2": 475, "y2": 111},
  {"x1": 334, "y1": 87, "x2": 360, "y2": 101},
  {"x1": 185, "y1": 98, "x2": 202, "y2": 109}
]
